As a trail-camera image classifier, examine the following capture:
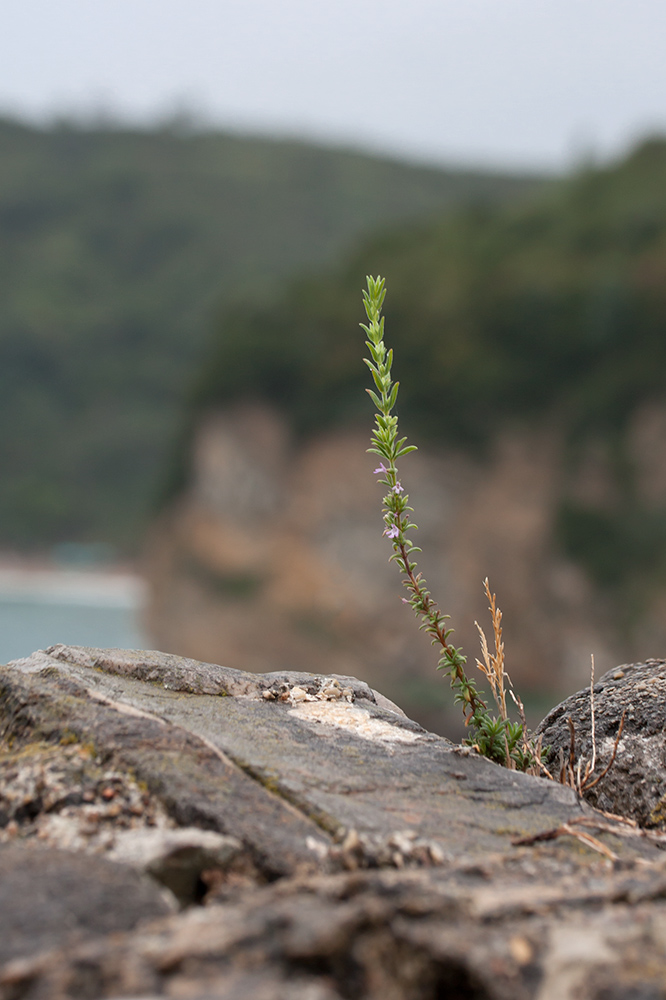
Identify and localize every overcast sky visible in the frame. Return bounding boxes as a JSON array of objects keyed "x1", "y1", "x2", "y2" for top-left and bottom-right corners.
[{"x1": 2, "y1": 0, "x2": 665, "y2": 171}]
